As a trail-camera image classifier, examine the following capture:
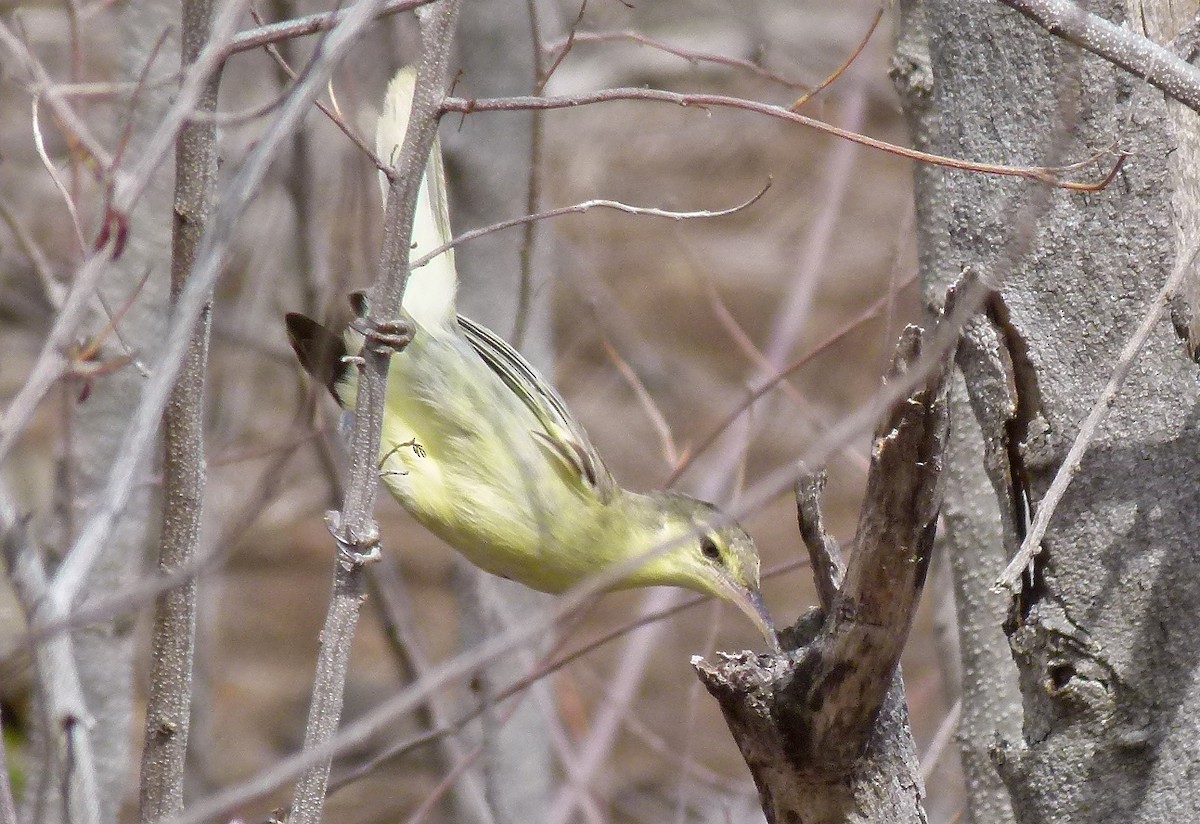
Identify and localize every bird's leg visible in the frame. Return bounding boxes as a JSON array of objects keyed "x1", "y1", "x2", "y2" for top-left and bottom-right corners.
[{"x1": 379, "y1": 438, "x2": 427, "y2": 478}]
